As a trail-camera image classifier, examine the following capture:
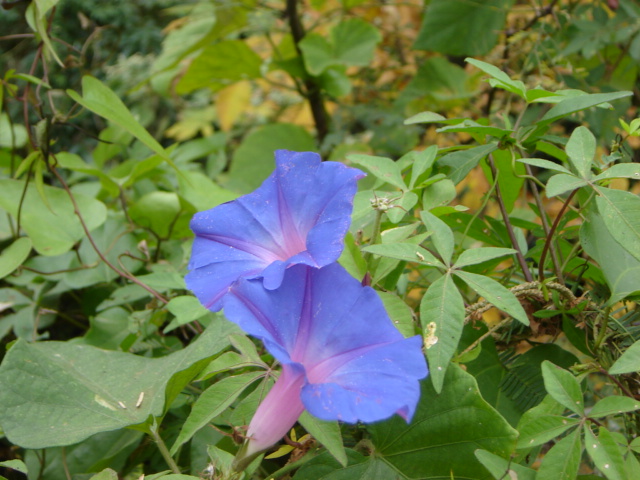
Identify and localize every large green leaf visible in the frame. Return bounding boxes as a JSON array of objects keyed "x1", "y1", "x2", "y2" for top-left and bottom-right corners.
[
  {"x1": 580, "y1": 209, "x2": 640, "y2": 304},
  {"x1": 421, "y1": 273, "x2": 465, "y2": 393},
  {"x1": 0, "y1": 318, "x2": 236, "y2": 448},
  {"x1": 176, "y1": 40, "x2": 262, "y2": 93},
  {"x1": 596, "y1": 187, "x2": 640, "y2": 262},
  {"x1": 369, "y1": 365, "x2": 518, "y2": 480},
  {"x1": 227, "y1": 124, "x2": 316, "y2": 192},
  {"x1": 67, "y1": 77, "x2": 174, "y2": 168},
  {"x1": 0, "y1": 179, "x2": 106, "y2": 256},
  {"x1": 584, "y1": 426, "x2": 626, "y2": 480},
  {"x1": 414, "y1": 0, "x2": 514, "y2": 56}
]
